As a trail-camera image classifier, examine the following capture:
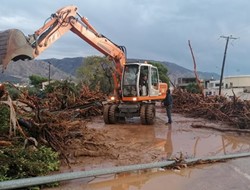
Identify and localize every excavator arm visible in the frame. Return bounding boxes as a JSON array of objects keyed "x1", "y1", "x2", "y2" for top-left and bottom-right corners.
[{"x1": 0, "y1": 5, "x2": 126, "y2": 98}]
